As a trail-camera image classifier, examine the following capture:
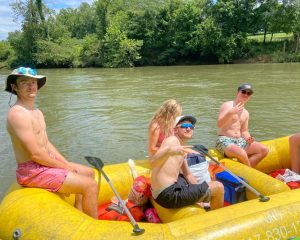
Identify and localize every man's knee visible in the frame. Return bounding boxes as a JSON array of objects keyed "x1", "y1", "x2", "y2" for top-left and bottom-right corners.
[
  {"x1": 260, "y1": 145, "x2": 269, "y2": 157},
  {"x1": 225, "y1": 144, "x2": 247, "y2": 158},
  {"x1": 87, "y1": 168, "x2": 95, "y2": 179},
  {"x1": 209, "y1": 181, "x2": 224, "y2": 196},
  {"x1": 85, "y1": 179, "x2": 98, "y2": 195},
  {"x1": 290, "y1": 133, "x2": 300, "y2": 145},
  {"x1": 77, "y1": 176, "x2": 98, "y2": 195},
  {"x1": 79, "y1": 165, "x2": 95, "y2": 178}
]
